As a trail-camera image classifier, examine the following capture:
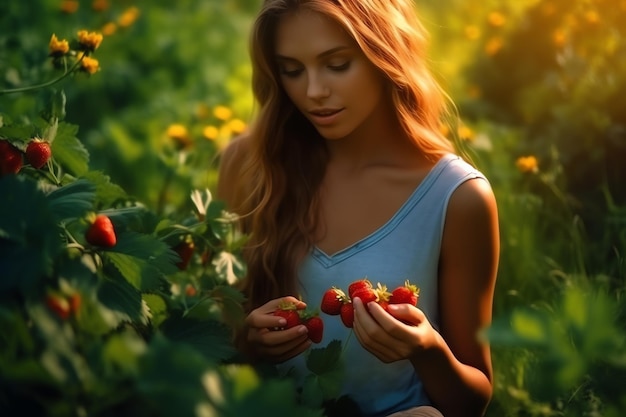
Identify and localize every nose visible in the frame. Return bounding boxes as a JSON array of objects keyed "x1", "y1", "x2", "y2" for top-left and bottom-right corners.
[{"x1": 306, "y1": 72, "x2": 330, "y2": 100}]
